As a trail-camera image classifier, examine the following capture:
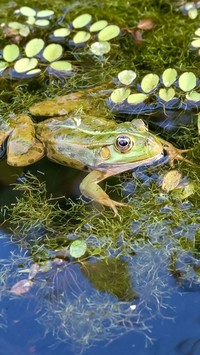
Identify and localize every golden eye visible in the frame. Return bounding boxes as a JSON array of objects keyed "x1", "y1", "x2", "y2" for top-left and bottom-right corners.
[{"x1": 115, "y1": 135, "x2": 132, "y2": 153}]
